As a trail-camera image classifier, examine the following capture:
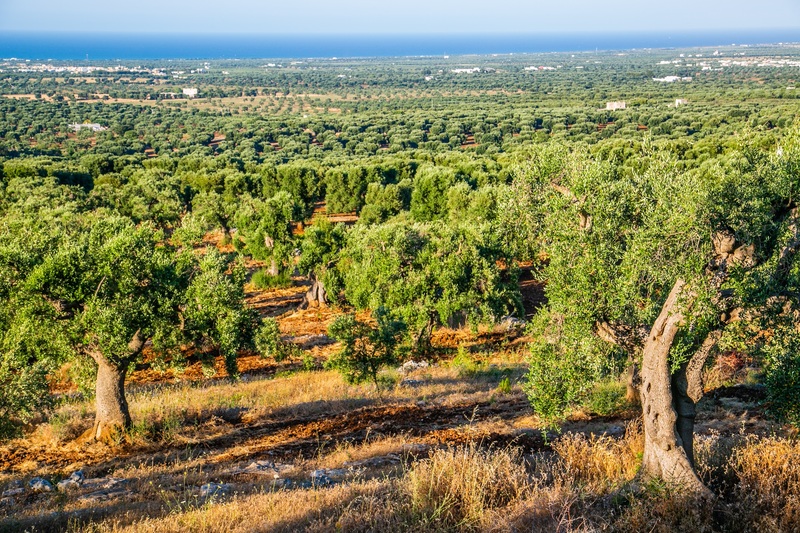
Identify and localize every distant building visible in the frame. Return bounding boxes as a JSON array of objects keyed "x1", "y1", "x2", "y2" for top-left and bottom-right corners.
[
  {"x1": 606, "y1": 101, "x2": 626, "y2": 111},
  {"x1": 69, "y1": 123, "x2": 107, "y2": 132},
  {"x1": 675, "y1": 99, "x2": 689, "y2": 107},
  {"x1": 653, "y1": 76, "x2": 691, "y2": 83},
  {"x1": 182, "y1": 87, "x2": 199, "y2": 98}
]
